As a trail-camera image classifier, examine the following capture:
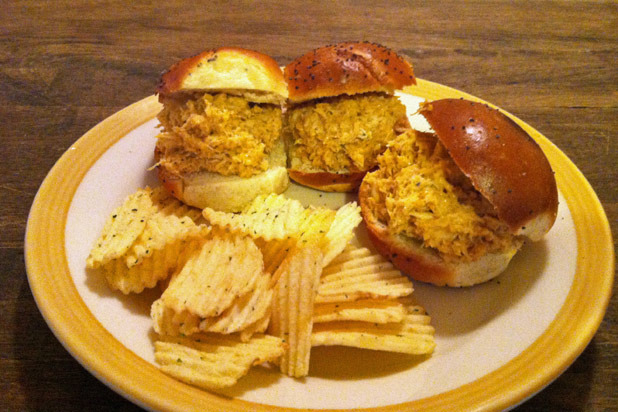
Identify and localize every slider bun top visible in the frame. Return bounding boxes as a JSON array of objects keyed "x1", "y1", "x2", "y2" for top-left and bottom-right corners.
[
  {"x1": 419, "y1": 99, "x2": 558, "y2": 241},
  {"x1": 157, "y1": 47, "x2": 288, "y2": 103},
  {"x1": 285, "y1": 42, "x2": 416, "y2": 103}
]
